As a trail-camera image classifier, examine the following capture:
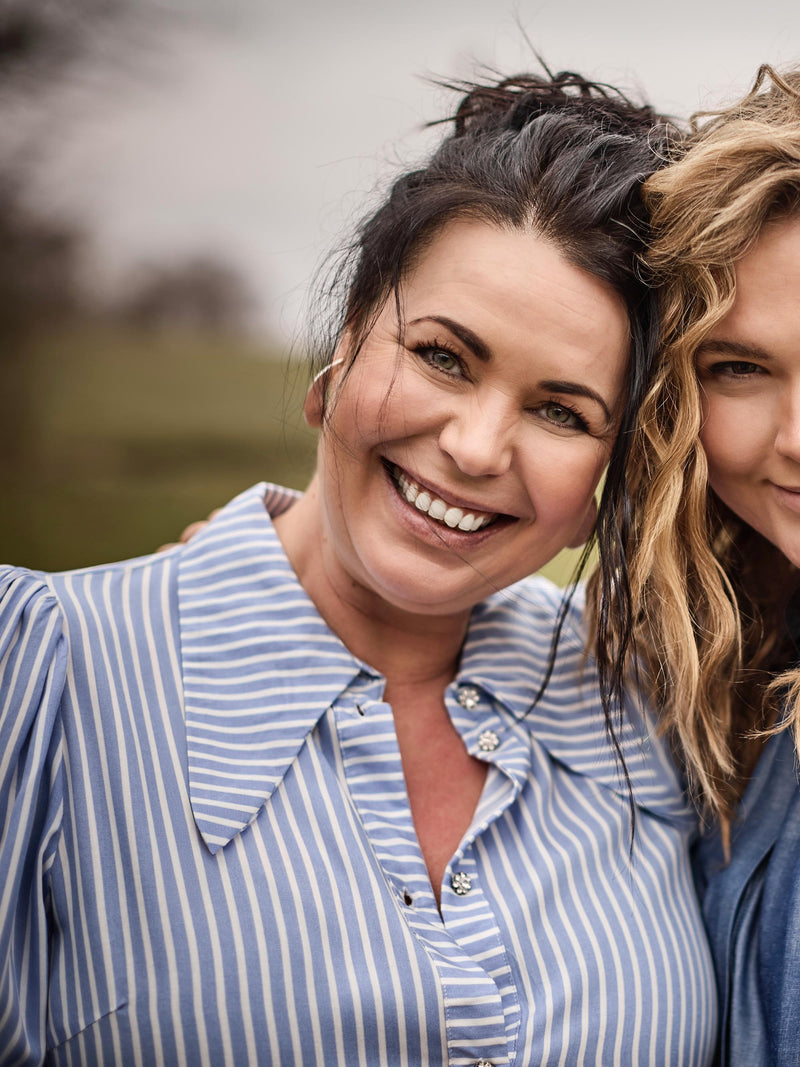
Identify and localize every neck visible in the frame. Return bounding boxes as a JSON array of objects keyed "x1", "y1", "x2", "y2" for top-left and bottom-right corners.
[{"x1": 273, "y1": 485, "x2": 469, "y2": 688}]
